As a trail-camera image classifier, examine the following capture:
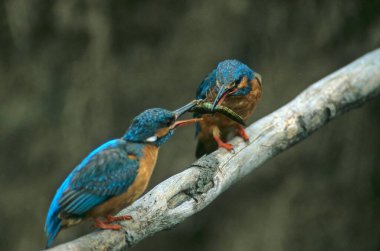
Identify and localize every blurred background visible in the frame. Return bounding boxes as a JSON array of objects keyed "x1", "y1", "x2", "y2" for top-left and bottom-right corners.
[{"x1": 1, "y1": 0, "x2": 380, "y2": 250}]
